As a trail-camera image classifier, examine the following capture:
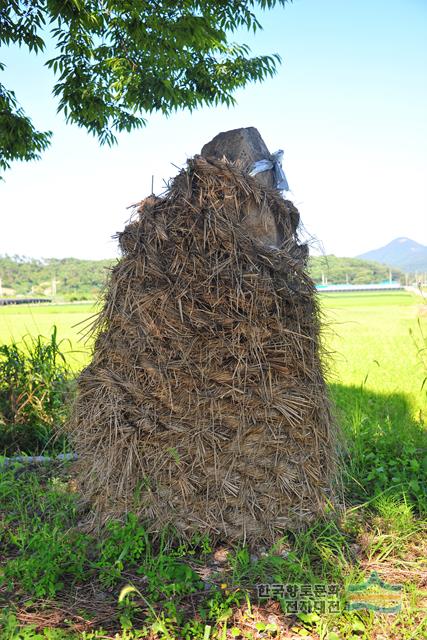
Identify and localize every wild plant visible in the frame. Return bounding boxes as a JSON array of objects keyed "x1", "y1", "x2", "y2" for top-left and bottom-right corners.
[{"x1": 0, "y1": 326, "x2": 73, "y2": 453}]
